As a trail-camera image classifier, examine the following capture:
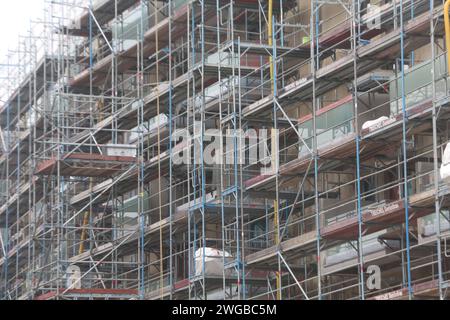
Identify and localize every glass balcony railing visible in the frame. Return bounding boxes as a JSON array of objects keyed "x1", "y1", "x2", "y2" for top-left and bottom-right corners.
[
  {"x1": 390, "y1": 53, "x2": 449, "y2": 115},
  {"x1": 298, "y1": 98, "x2": 355, "y2": 155},
  {"x1": 323, "y1": 230, "x2": 399, "y2": 267},
  {"x1": 420, "y1": 210, "x2": 450, "y2": 238},
  {"x1": 112, "y1": 1, "x2": 189, "y2": 52},
  {"x1": 112, "y1": 5, "x2": 150, "y2": 52}
]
